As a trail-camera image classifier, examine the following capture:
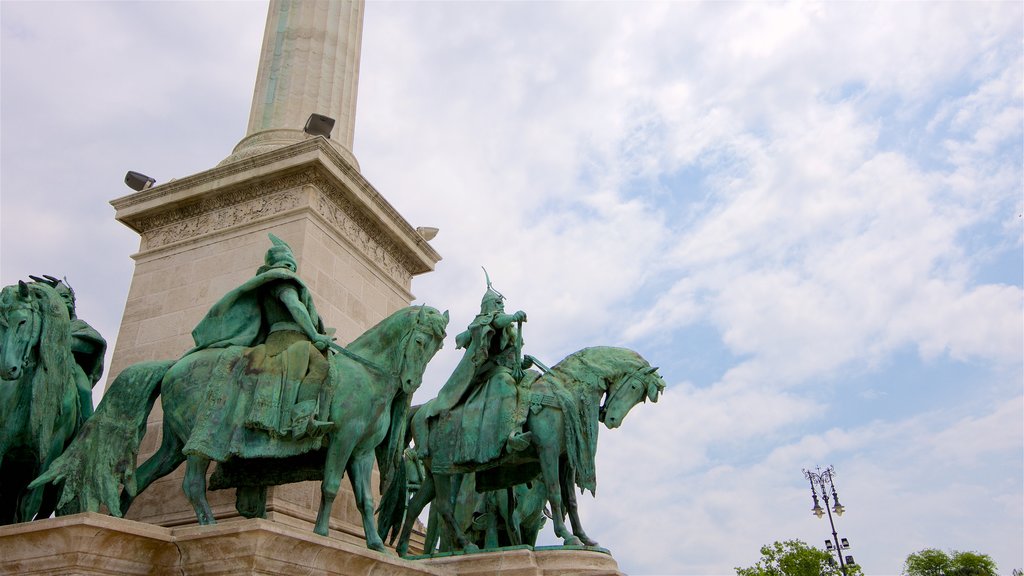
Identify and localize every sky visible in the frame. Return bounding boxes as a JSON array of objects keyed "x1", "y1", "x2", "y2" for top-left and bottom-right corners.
[{"x1": 1, "y1": 1, "x2": 1022, "y2": 575}]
